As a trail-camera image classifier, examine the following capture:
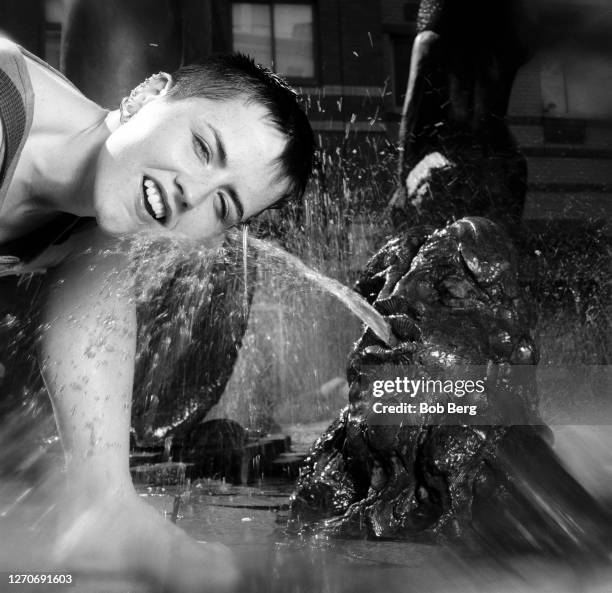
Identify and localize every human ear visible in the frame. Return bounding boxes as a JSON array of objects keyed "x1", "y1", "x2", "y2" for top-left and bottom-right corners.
[{"x1": 119, "y1": 72, "x2": 174, "y2": 123}]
